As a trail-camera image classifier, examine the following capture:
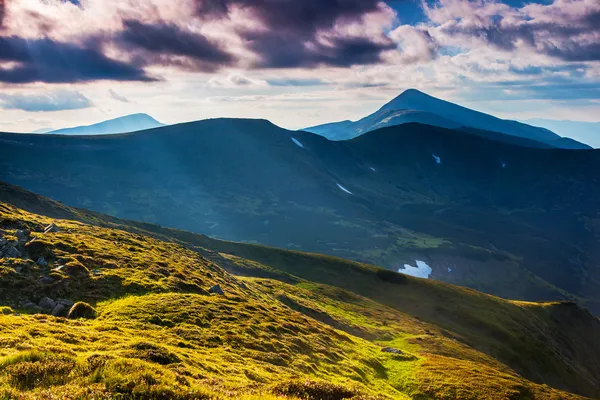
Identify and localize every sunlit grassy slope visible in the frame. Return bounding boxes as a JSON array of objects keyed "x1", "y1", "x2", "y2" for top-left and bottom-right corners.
[{"x1": 0, "y1": 183, "x2": 599, "y2": 399}]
